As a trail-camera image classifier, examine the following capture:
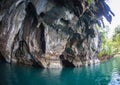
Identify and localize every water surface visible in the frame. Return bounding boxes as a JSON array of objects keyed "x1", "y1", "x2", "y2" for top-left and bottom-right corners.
[{"x1": 0, "y1": 57, "x2": 120, "y2": 85}]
